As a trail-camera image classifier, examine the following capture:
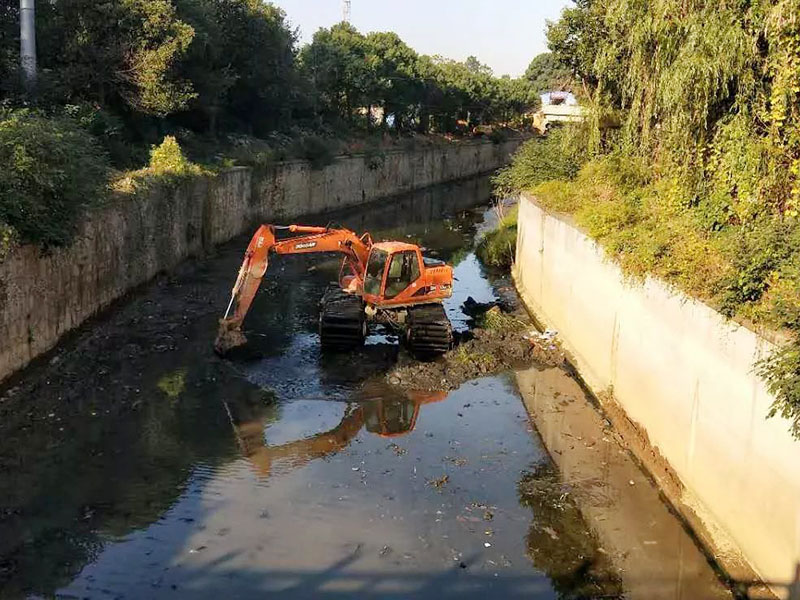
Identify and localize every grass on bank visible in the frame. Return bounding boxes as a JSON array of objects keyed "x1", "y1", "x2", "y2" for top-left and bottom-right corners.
[
  {"x1": 489, "y1": 130, "x2": 800, "y2": 438},
  {"x1": 476, "y1": 205, "x2": 519, "y2": 270}
]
